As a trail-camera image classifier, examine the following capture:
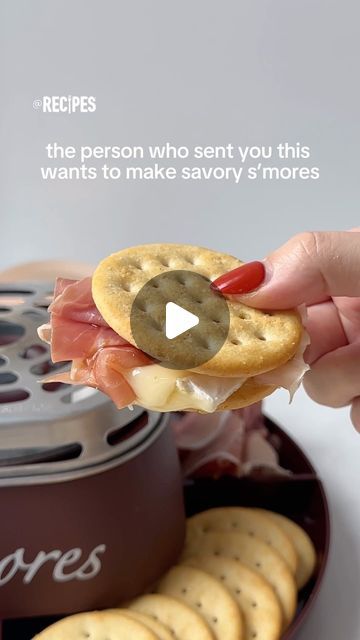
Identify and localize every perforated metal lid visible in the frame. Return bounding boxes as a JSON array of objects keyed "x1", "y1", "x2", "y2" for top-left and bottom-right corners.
[
  {"x1": 0, "y1": 282, "x2": 109, "y2": 421},
  {"x1": 0, "y1": 282, "x2": 164, "y2": 478}
]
